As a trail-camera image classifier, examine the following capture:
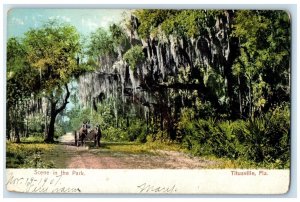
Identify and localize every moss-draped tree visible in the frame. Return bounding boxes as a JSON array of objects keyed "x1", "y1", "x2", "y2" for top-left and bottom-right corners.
[{"x1": 7, "y1": 21, "x2": 90, "y2": 142}]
